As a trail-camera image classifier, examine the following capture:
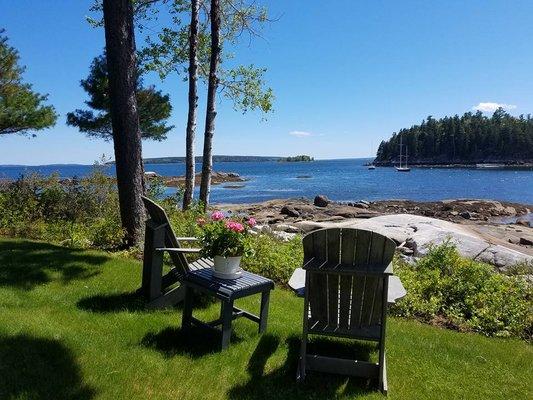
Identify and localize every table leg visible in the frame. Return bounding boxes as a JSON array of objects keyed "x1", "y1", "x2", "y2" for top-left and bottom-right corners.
[
  {"x1": 259, "y1": 290, "x2": 270, "y2": 333},
  {"x1": 182, "y1": 285, "x2": 193, "y2": 331},
  {"x1": 221, "y1": 299, "x2": 234, "y2": 349}
]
